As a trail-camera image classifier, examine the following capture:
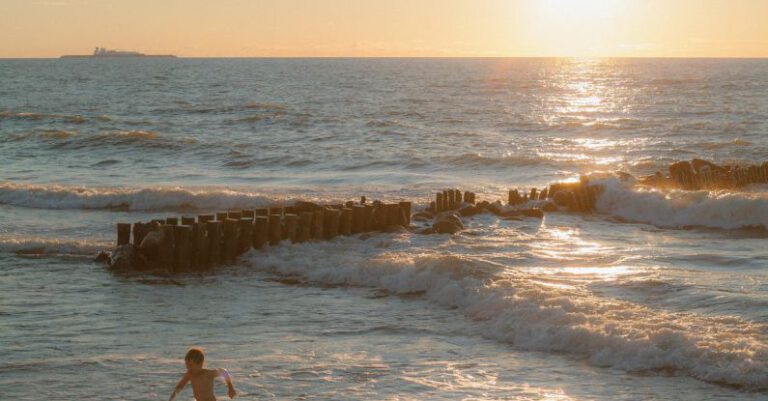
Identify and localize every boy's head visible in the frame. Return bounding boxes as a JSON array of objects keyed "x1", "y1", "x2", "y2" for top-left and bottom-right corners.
[{"x1": 185, "y1": 348, "x2": 205, "y2": 370}]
